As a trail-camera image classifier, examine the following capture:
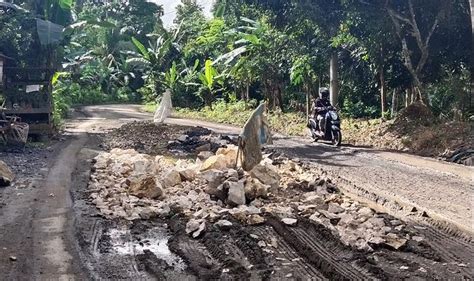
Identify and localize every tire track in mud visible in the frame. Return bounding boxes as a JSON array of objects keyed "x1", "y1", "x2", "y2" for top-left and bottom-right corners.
[
  {"x1": 265, "y1": 216, "x2": 383, "y2": 280},
  {"x1": 251, "y1": 226, "x2": 327, "y2": 280},
  {"x1": 414, "y1": 225, "x2": 474, "y2": 277},
  {"x1": 201, "y1": 226, "x2": 274, "y2": 280}
]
